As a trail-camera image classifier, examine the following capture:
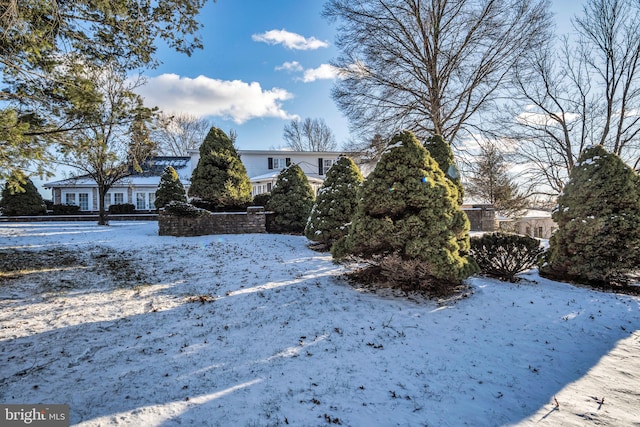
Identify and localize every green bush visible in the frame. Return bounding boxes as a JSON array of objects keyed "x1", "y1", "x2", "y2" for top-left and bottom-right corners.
[
  {"x1": 470, "y1": 232, "x2": 544, "y2": 282},
  {"x1": 189, "y1": 127, "x2": 252, "y2": 210},
  {"x1": 252, "y1": 193, "x2": 271, "y2": 207},
  {"x1": 424, "y1": 134, "x2": 464, "y2": 205},
  {"x1": 108, "y1": 203, "x2": 135, "y2": 214},
  {"x1": 305, "y1": 155, "x2": 363, "y2": 248},
  {"x1": 540, "y1": 145, "x2": 640, "y2": 285},
  {"x1": 0, "y1": 172, "x2": 47, "y2": 216},
  {"x1": 266, "y1": 164, "x2": 315, "y2": 234},
  {"x1": 163, "y1": 201, "x2": 209, "y2": 217},
  {"x1": 333, "y1": 130, "x2": 477, "y2": 287},
  {"x1": 51, "y1": 204, "x2": 81, "y2": 214},
  {"x1": 155, "y1": 166, "x2": 187, "y2": 209}
]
